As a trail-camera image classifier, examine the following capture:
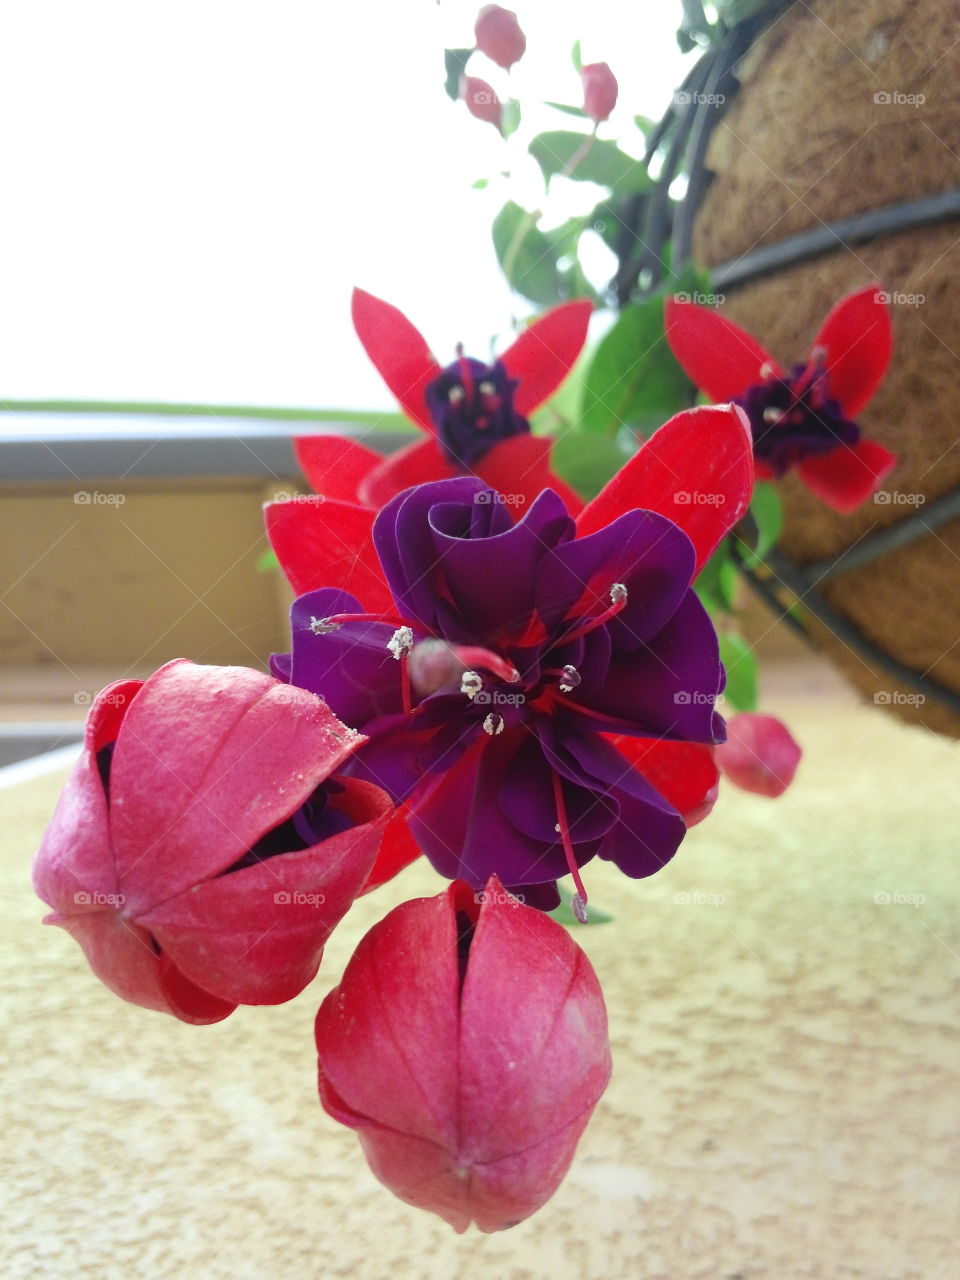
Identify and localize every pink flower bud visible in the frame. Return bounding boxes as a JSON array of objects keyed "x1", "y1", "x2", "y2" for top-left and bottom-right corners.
[
  {"x1": 474, "y1": 5, "x2": 526, "y2": 70},
  {"x1": 716, "y1": 712, "x2": 802, "y2": 798},
  {"x1": 315, "y1": 876, "x2": 612, "y2": 1232},
  {"x1": 581, "y1": 61, "x2": 618, "y2": 123},
  {"x1": 460, "y1": 74, "x2": 503, "y2": 133},
  {"x1": 33, "y1": 660, "x2": 391, "y2": 1023}
]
